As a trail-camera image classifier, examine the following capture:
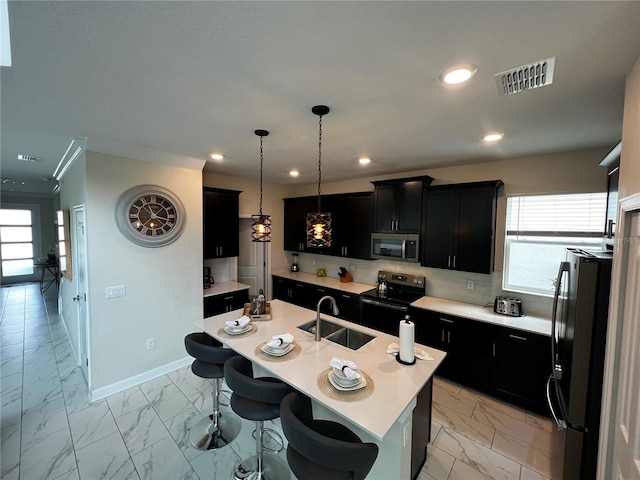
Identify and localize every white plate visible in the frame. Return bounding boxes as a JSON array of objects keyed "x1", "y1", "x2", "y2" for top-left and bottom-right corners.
[
  {"x1": 224, "y1": 324, "x2": 251, "y2": 335},
  {"x1": 261, "y1": 343, "x2": 294, "y2": 357},
  {"x1": 331, "y1": 368, "x2": 361, "y2": 384},
  {"x1": 263, "y1": 343, "x2": 291, "y2": 353},
  {"x1": 328, "y1": 372, "x2": 366, "y2": 391}
]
